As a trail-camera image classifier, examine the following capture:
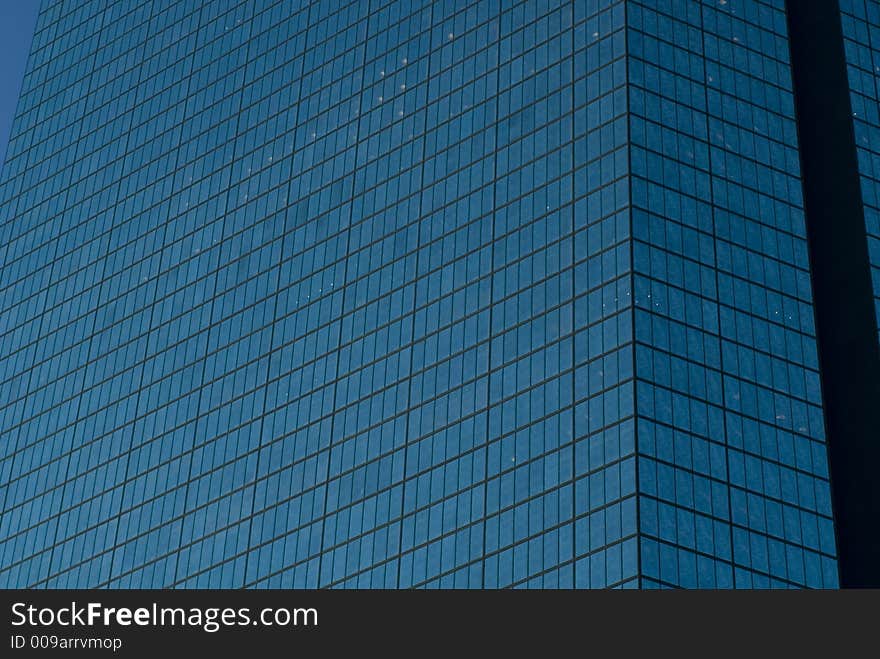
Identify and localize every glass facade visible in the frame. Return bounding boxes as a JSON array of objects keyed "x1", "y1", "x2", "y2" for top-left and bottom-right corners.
[
  {"x1": 630, "y1": 0, "x2": 836, "y2": 588},
  {"x1": 0, "y1": 0, "x2": 841, "y2": 589},
  {"x1": 841, "y1": 0, "x2": 880, "y2": 343}
]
